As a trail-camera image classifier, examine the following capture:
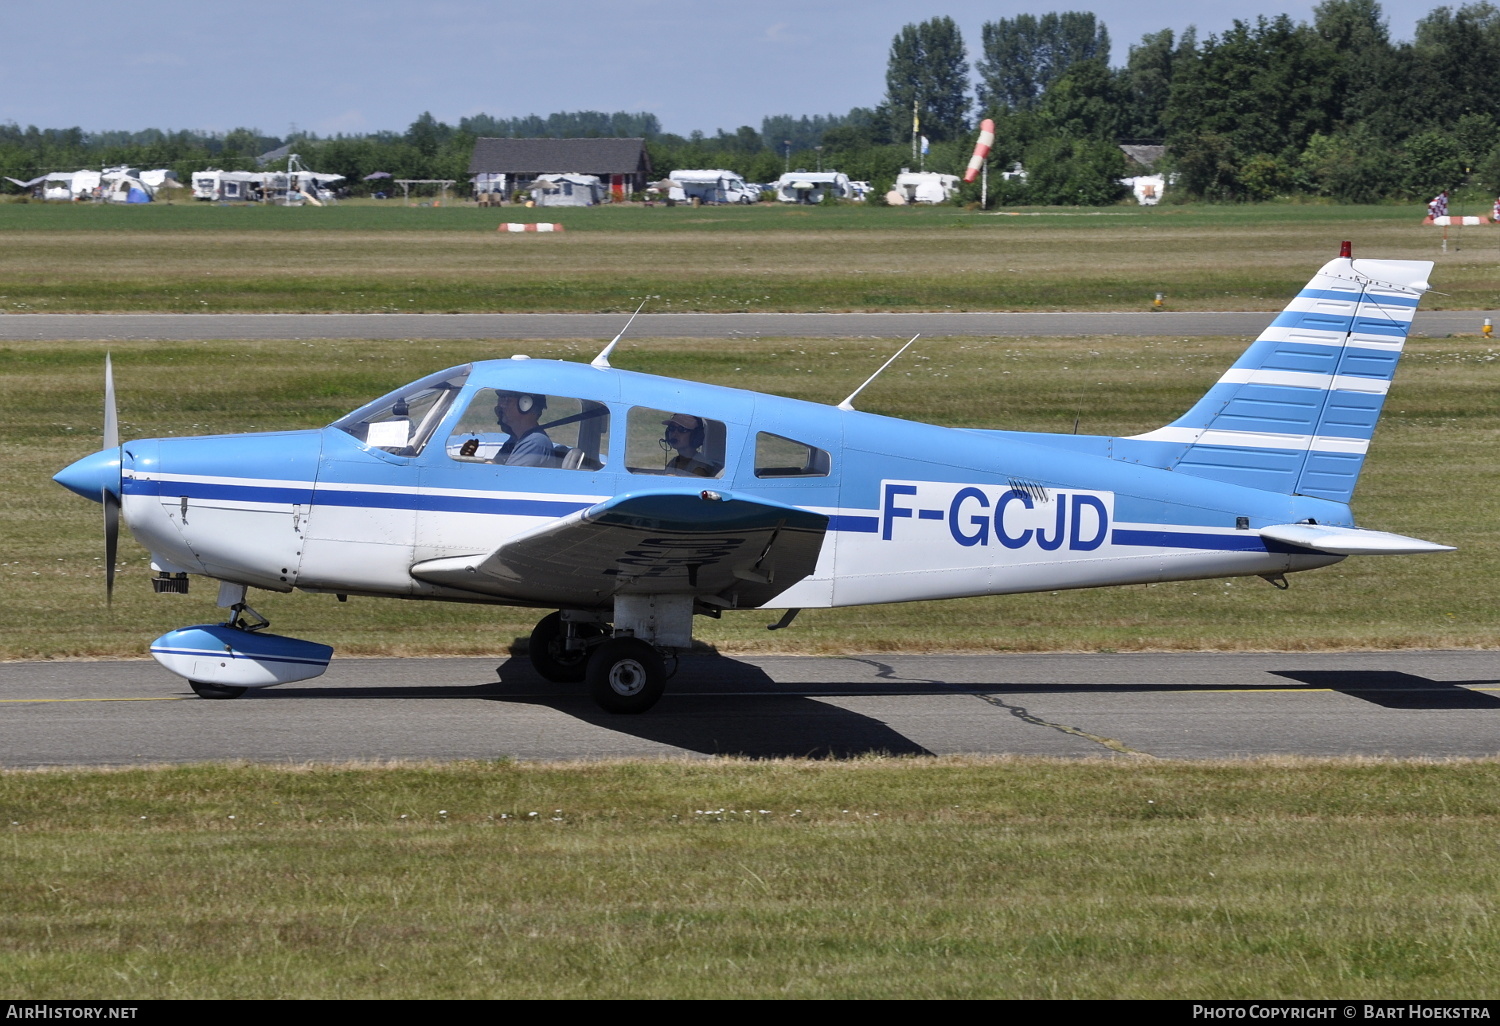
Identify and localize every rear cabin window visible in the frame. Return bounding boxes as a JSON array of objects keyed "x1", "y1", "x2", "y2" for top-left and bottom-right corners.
[
  {"x1": 754, "y1": 432, "x2": 830, "y2": 478},
  {"x1": 446, "y1": 389, "x2": 609, "y2": 470},
  {"x1": 625, "y1": 406, "x2": 726, "y2": 479}
]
